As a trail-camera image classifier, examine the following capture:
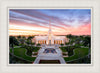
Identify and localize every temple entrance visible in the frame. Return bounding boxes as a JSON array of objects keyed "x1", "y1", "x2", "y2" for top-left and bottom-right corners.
[
  {"x1": 54, "y1": 40, "x2": 62, "y2": 44},
  {"x1": 49, "y1": 40, "x2": 51, "y2": 45}
]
